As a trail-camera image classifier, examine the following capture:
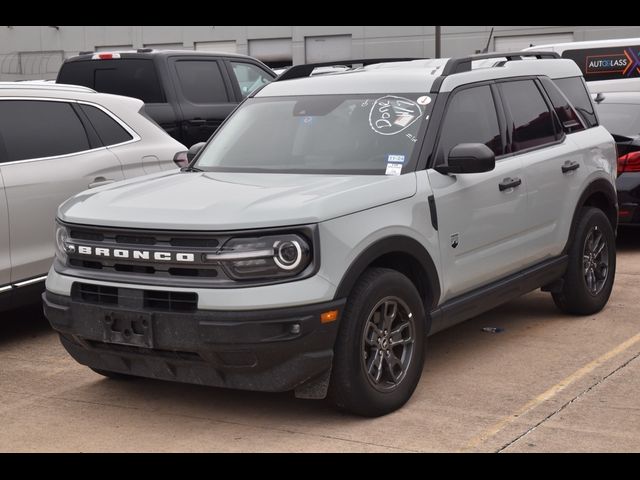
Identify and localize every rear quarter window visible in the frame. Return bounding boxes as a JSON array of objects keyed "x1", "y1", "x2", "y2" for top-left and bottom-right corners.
[
  {"x1": 59, "y1": 59, "x2": 165, "y2": 104},
  {"x1": 79, "y1": 104, "x2": 133, "y2": 146},
  {"x1": 553, "y1": 76, "x2": 598, "y2": 129}
]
